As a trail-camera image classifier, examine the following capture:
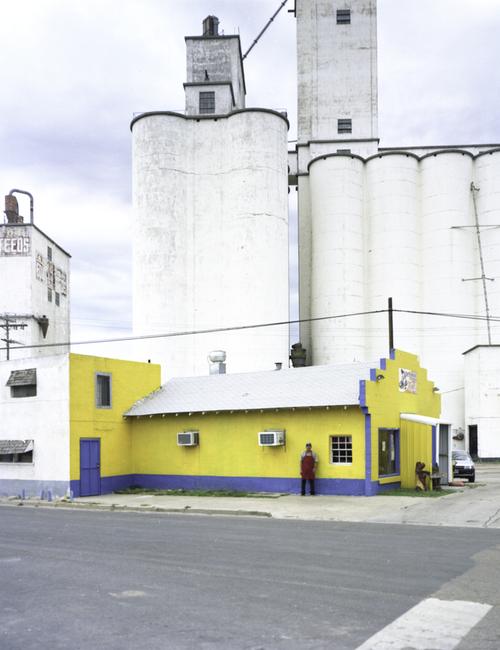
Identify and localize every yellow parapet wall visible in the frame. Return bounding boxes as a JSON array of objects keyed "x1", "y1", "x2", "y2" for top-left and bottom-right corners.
[
  {"x1": 364, "y1": 350, "x2": 440, "y2": 486},
  {"x1": 69, "y1": 354, "x2": 161, "y2": 482}
]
